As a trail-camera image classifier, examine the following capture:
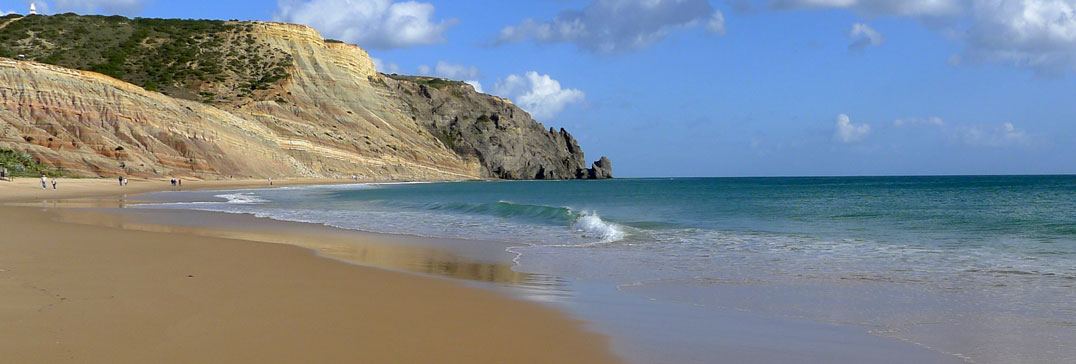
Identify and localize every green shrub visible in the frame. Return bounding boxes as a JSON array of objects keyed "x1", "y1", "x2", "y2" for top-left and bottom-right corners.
[
  {"x1": 0, "y1": 15, "x2": 293, "y2": 102},
  {"x1": 0, "y1": 148, "x2": 59, "y2": 177}
]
